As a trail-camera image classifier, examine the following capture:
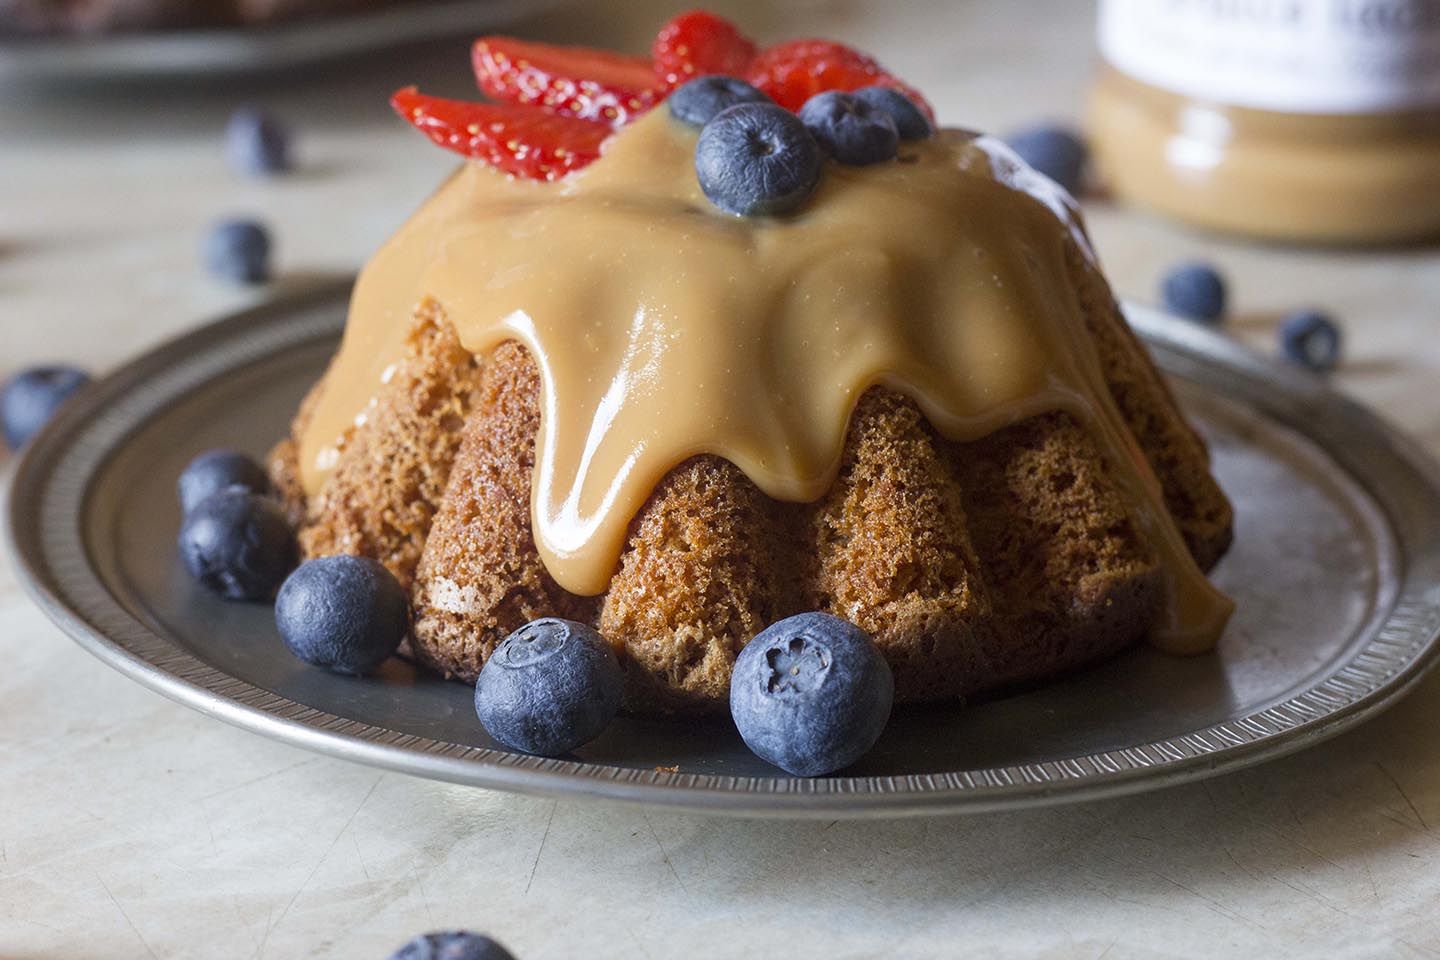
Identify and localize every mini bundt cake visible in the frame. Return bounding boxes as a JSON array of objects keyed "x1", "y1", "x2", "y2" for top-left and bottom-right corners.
[{"x1": 269, "y1": 22, "x2": 1234, "y2": 714}]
